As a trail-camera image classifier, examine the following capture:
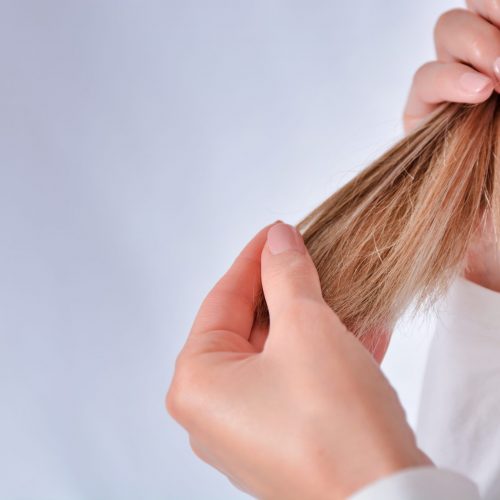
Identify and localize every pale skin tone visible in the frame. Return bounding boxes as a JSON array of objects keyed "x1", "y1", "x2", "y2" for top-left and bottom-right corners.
[
  {"x1": 167, "y1": 1, "x2": 500, "y2": 498},
  {"x1": 167, "y1": 222, "x2": 431, "y2": 500},
  {"x1": 404, "y1": 0, "x2": 500, "y2": 293}
]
